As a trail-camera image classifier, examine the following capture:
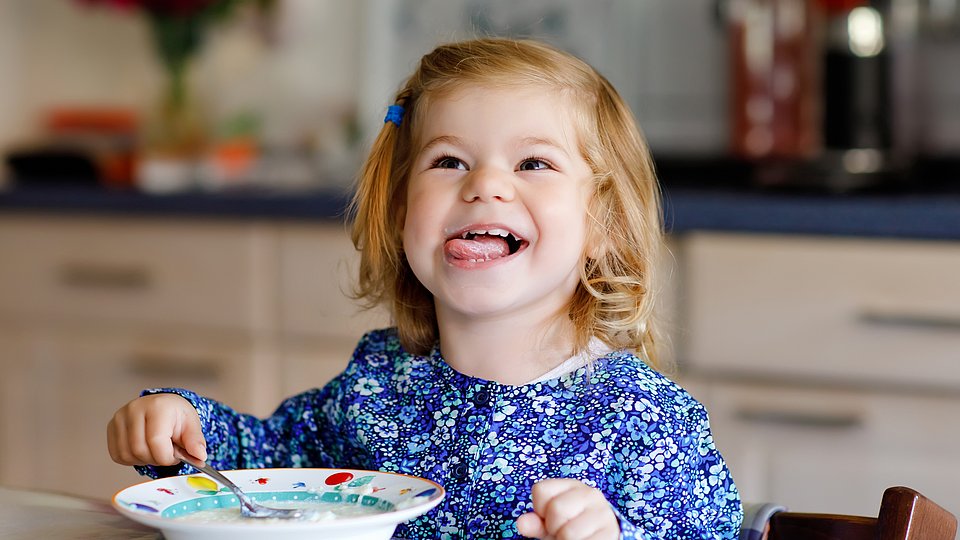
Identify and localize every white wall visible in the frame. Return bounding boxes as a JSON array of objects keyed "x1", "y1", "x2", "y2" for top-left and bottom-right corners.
[
  {"x1": 0, "y1": 0, "x2": 738, "y2": 165},
  {"x1": 0, "y1": 0, "x2": 364, "y2": 154},
  {"x1": 354, "y1": 0, "x2": 731, "y2": 156}
]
